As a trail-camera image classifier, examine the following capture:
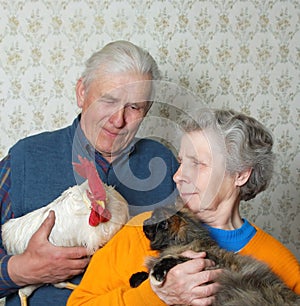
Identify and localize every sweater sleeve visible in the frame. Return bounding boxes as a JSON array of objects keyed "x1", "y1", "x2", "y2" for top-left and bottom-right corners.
[
  {"x1": 0, "y1": 155, "x2": 21, "y2": 297},
  {"x1": 67, "y1": 212, "x2": 166, "y2": 306},
  {"x1": 239, "y1": 226, "x2": 300, "y2": 294}
]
